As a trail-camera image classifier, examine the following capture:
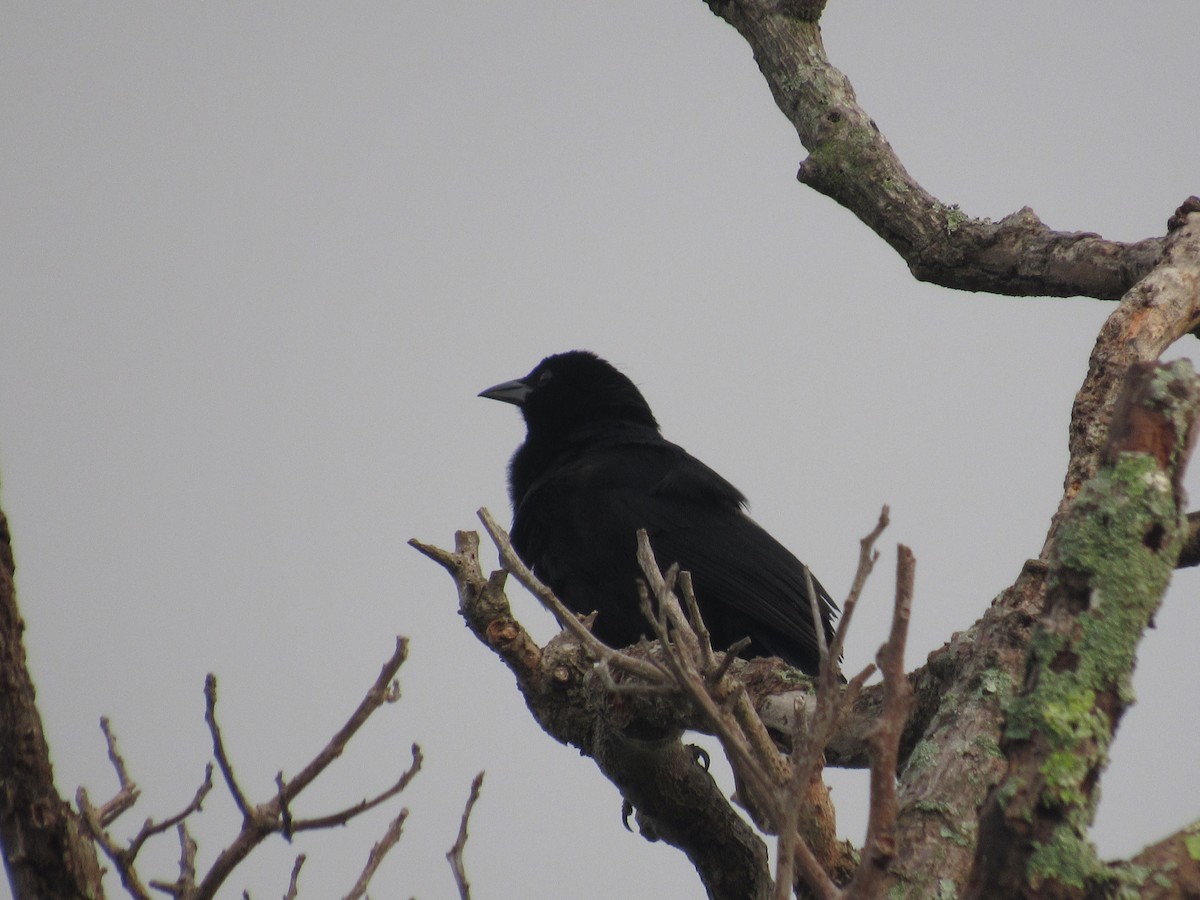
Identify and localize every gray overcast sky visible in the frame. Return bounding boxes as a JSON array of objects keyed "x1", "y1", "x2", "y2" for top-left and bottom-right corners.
[{"x1": 3, "y1": 3, "x2": 1198, "y2": 898}]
